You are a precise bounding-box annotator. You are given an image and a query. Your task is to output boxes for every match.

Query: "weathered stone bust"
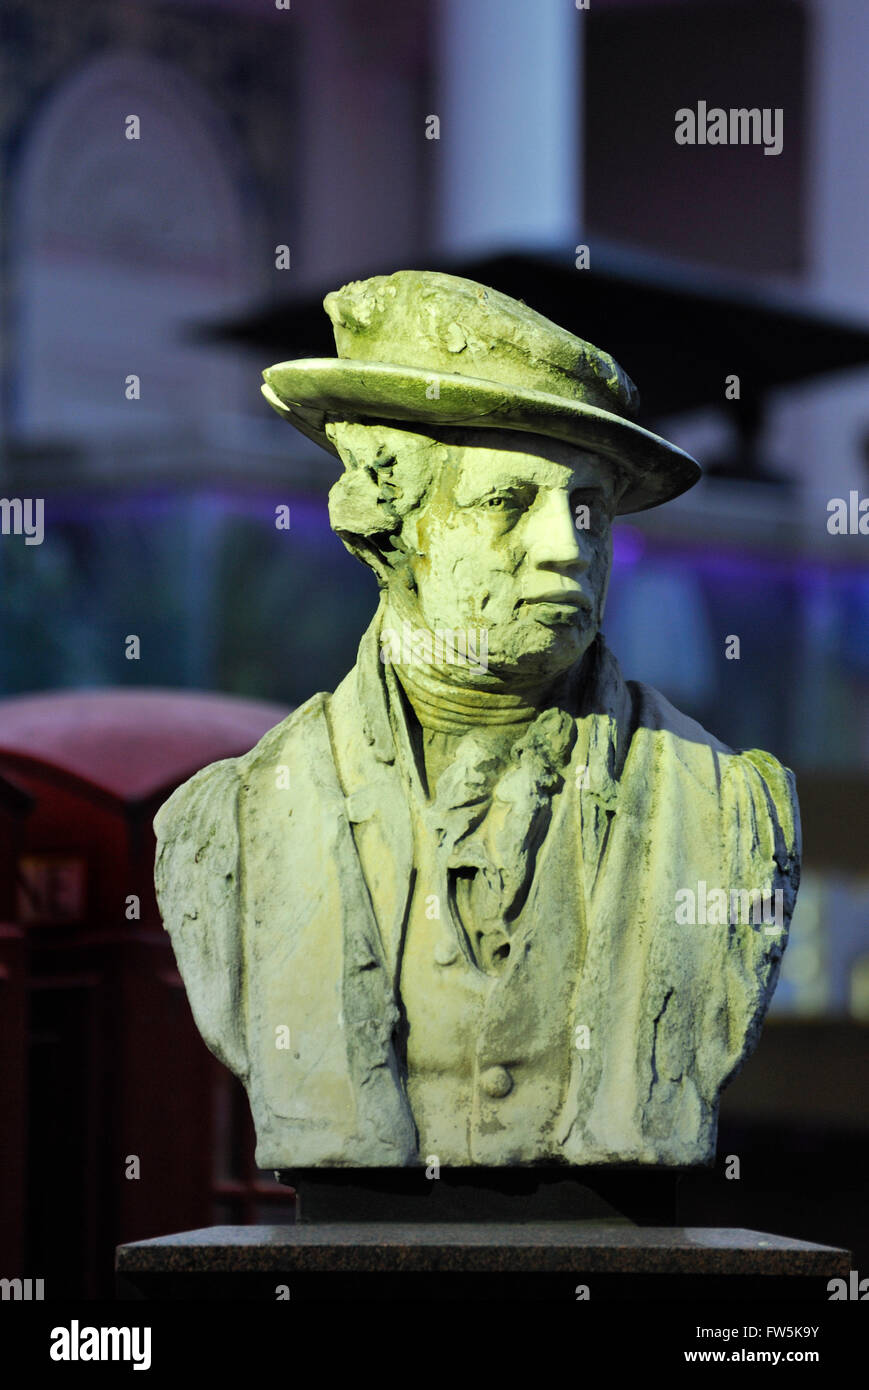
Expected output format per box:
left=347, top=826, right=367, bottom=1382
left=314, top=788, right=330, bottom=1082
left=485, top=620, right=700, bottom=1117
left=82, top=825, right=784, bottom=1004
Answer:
left=154, top=271, right=800, bottom=1171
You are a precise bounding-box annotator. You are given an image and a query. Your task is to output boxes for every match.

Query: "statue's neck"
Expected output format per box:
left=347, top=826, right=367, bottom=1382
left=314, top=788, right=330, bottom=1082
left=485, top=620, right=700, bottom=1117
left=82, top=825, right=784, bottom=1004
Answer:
left=380, top=595, right=555, bottom=735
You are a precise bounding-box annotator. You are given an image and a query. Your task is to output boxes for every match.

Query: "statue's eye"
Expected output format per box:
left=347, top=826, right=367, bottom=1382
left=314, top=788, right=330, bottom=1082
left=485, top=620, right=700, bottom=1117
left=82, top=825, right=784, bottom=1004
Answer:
left=485, top=494, right=510, bottom=509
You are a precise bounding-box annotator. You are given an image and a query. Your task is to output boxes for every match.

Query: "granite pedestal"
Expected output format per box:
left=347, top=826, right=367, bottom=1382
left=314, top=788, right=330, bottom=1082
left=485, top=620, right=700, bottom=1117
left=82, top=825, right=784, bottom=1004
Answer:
left=116, top=1224, right=850, bottom=1300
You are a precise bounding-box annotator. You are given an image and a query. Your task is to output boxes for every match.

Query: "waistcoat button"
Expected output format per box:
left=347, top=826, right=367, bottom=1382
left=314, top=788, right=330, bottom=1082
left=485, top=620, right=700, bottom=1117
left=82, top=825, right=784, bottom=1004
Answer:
left=434, top=940, right=459, bottom=966
left=480, top=1065, right=513, bottom=1098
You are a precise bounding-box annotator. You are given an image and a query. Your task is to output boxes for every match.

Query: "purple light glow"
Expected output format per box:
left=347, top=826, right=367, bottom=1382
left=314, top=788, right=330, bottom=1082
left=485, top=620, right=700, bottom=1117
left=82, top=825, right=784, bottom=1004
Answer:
left=612, top=526, right=646, bottom=566
left=27, top=488, right=869, bottom=587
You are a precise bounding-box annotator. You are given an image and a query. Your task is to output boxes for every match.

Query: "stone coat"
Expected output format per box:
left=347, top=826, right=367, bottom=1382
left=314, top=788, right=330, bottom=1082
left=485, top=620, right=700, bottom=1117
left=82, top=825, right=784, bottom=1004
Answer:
left=154, top=607, right=800, bottom=1169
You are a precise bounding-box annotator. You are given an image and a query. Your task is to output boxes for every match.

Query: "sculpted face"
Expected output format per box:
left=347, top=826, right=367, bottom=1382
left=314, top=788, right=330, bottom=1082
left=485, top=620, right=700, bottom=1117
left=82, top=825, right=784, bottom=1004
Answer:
left=399, top=429, right=623, bottom=685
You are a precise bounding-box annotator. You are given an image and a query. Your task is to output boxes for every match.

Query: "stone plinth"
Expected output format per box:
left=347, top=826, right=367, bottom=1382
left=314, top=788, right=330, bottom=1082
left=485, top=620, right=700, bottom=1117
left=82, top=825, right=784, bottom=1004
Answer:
left=116, top=1224, right=850, bottom=1301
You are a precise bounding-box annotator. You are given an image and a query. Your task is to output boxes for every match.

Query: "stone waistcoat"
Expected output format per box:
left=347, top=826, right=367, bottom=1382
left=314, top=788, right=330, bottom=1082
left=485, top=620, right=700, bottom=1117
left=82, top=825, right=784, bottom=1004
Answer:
left=391, top=747, right=589, bottom=1166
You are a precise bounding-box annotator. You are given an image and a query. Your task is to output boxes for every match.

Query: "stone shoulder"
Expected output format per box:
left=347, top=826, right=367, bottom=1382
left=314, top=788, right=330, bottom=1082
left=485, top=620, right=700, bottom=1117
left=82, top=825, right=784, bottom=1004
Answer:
left=153, top=691, right=328, bottom=845
left=151, top=692, right=331, bottom=1080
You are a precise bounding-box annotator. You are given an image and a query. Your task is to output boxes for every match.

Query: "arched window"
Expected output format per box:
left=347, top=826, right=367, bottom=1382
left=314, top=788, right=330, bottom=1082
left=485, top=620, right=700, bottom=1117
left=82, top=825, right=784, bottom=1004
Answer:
left=10, top=52, right=262, bottom=444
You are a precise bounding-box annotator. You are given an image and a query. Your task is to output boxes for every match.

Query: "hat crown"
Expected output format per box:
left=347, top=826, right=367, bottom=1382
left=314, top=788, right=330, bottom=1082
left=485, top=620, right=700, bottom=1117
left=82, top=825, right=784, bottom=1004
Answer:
left=323, top=270, right=639, bottom=421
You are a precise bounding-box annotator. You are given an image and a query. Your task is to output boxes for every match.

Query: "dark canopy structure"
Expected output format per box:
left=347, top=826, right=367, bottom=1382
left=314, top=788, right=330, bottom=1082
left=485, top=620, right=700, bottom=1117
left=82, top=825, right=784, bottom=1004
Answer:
left=195, top=243, right=869, bottom=423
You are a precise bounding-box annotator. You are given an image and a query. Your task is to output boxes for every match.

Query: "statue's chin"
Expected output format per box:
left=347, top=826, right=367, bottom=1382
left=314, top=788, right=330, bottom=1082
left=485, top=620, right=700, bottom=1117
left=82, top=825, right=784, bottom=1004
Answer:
left=389, top=590, right=596, bottom=689
left=476, top=621, right=594, bottom=688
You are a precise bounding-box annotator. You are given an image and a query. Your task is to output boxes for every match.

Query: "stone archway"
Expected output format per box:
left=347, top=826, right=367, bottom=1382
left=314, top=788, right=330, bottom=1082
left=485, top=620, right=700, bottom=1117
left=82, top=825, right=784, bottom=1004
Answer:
left=10, top=51, right=262, bottom=443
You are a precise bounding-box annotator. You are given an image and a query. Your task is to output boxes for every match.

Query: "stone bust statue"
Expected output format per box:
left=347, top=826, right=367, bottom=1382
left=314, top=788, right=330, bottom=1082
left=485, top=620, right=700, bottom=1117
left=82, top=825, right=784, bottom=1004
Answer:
left=154, top=270, right=800, bottom=1171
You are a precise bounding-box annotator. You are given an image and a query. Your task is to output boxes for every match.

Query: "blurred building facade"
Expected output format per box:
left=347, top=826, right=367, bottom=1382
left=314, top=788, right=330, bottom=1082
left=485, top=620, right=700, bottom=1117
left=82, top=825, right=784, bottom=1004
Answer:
left=0, top=0, right=867, bottom=1282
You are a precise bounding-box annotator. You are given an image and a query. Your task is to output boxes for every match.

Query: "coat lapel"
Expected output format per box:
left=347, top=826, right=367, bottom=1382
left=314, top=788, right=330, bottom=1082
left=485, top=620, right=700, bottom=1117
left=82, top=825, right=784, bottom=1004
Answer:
left=328, top=602, right=417, bottom=986
left=241, top=688, right=417, bottom=1165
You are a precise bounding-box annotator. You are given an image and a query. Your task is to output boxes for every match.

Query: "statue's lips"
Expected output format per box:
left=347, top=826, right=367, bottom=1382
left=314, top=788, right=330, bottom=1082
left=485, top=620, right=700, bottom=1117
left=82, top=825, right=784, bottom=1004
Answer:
left=521, top=591, right=590, bottom=610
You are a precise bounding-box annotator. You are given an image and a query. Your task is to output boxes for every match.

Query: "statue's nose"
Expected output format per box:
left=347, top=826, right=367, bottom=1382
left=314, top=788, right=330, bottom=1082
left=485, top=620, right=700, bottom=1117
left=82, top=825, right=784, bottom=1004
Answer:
left=526, top=491, right=589, bottom=570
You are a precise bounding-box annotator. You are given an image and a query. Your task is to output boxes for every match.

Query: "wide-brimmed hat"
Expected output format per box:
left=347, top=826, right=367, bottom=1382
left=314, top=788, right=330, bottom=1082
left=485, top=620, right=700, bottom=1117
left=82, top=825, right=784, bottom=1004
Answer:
left=261, top=270, right=700, bottom=514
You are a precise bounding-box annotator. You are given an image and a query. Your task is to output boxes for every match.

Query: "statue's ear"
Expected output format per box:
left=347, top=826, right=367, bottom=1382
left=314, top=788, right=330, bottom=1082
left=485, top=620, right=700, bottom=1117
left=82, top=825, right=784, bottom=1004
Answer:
left=324, top=420, right=437, bottom=592
left=324, top=423, right=405, bottom=585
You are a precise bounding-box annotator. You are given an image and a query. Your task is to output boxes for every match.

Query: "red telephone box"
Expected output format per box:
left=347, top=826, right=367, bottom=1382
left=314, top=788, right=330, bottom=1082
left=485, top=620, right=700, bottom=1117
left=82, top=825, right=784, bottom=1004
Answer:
left=0, top=688, right=291, bottom=1296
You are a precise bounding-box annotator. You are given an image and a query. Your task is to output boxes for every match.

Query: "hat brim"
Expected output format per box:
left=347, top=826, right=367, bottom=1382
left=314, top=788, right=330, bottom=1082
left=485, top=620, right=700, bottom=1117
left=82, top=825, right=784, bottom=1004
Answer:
left=261, top=359, right=701, bottom=514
